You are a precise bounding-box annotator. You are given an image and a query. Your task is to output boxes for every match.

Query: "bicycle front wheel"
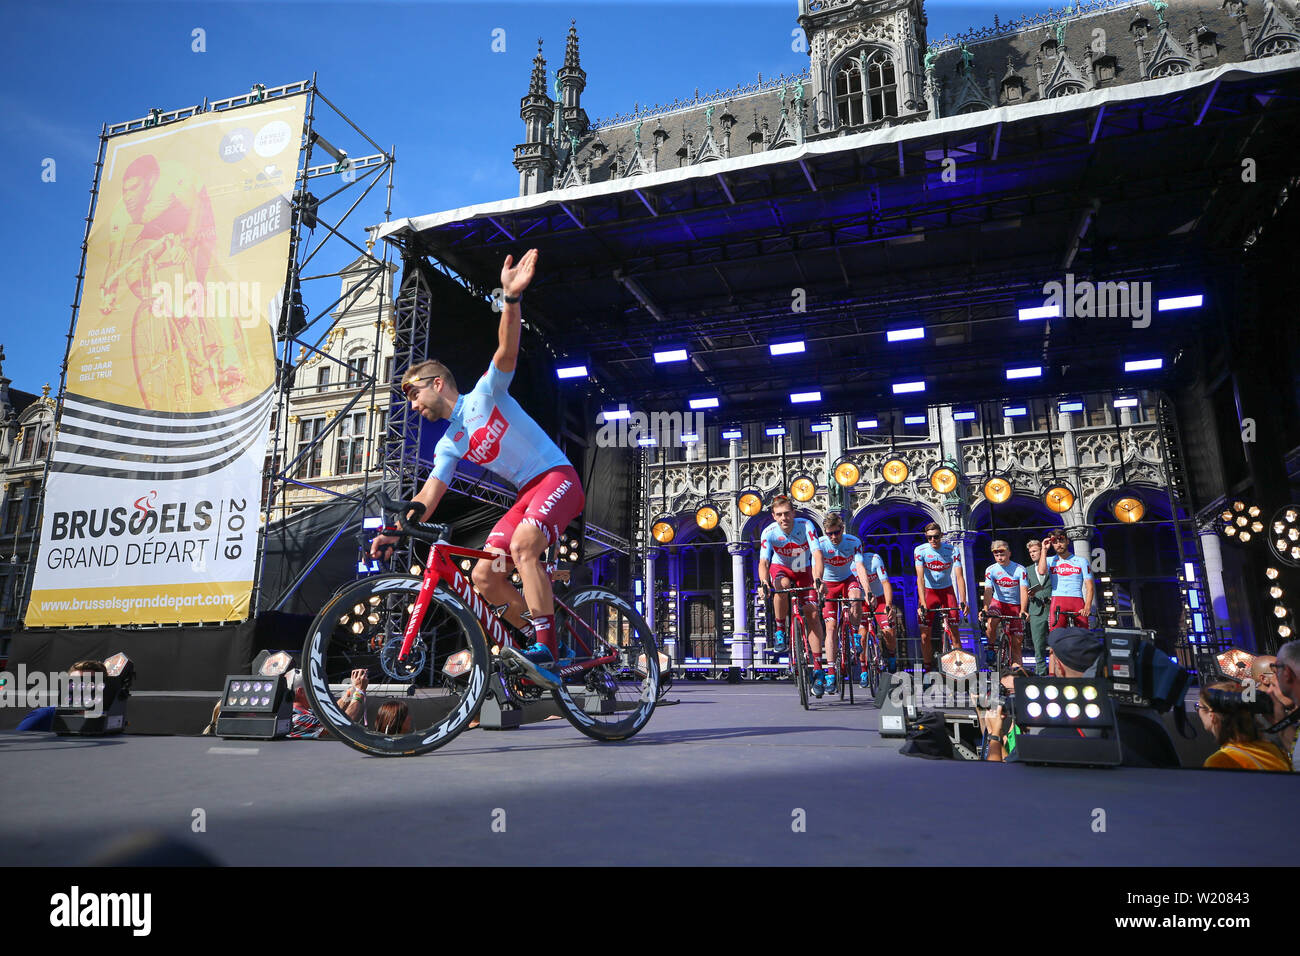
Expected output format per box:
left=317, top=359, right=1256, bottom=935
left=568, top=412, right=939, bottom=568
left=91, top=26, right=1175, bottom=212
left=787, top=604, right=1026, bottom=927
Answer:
left=550, top=586, right=659, bottom=742
left=792, top=614, right=810, bottom=710
left=302, top=573, right=491, bottom=756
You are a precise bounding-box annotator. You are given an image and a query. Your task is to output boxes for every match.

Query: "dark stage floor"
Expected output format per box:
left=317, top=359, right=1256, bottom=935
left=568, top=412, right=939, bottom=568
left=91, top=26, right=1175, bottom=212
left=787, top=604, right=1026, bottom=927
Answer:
left=1, top=682, right=1292, bottom=867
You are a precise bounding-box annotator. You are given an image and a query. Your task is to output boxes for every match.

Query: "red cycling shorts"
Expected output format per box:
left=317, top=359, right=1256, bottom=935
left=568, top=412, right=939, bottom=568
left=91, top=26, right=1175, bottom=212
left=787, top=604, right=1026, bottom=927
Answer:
left=868, top=594, right=893, bottom=628
left=821, top=579, right=864, bottom=620
left=485, top=465, right=584, bottom=555
left=772, top=568, right=817, bottom=606
left=989, top=599, right=1024, bottom=635
left=1049, top=596, right=1088, bottom=629
left=923, top=586, right=959, bottom=611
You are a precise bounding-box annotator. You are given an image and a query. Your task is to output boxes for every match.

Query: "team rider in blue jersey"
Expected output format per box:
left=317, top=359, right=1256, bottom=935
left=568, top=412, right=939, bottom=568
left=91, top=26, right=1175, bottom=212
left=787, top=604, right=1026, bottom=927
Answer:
left=370, top=250, right=583, bottom=689
left=758, top=495, right=828, bottom=691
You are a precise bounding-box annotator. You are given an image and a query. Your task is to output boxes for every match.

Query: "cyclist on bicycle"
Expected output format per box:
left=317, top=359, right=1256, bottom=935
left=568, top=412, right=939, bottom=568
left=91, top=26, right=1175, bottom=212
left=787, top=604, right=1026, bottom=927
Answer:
left=1036, top=530, right=1094, bottom=629
left=811, top=513, right=862, bottom=696
left=854, top=548, right=896, bottom=679
left=369, top=249, right=583, bottom=689
left=914, top=522, right=968, bottom=669
left=758, top=495, right=826, bottom=687
left=981, top=540, right=1029, bottom=670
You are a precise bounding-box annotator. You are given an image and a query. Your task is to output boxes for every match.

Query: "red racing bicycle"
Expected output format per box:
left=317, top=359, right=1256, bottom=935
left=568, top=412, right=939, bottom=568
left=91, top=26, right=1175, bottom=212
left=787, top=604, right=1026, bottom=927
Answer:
left=302, top=497, right=660, bottom=756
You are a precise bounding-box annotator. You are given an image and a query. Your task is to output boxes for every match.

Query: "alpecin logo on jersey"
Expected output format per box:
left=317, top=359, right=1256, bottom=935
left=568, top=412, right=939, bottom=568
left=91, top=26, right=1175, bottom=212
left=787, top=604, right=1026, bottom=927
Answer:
left=828, top=554, right=851, bottom=567
left=1055, top=562, right=1082, bottom=577
left=924, top=559, right=949, bottom=571
left=775, top=541, right=805, bottom=557
left=467, top=407, right=508, bottom=464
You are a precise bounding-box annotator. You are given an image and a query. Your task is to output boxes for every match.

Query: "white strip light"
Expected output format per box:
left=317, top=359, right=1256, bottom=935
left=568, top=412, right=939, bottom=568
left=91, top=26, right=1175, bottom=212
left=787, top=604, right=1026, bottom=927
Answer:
left=893, top=381, right=925, bottom=394
left=1006, top=366, right=1042, bottom=380
left=887, top=327, right=925, bottom=342
left=1125, top=358, right=1163, bottom=372
left=1157, top=295, right=1203, bottom=311
left=770, top=340, right=805, bottom=355
left=654, top=348, right=688, bottom=363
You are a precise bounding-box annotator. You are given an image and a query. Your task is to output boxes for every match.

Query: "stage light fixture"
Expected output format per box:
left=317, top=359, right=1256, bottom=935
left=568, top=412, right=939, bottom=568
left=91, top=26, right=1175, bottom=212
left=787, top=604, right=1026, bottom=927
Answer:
left=1113, top=396, right=1139, bottom=408
left=53, top=653, right=134, bottom=737
left=637, top=436, right=657, bottom=446
left=1042, top=481, right=1077, bottom=514
left=1009, top=676, right=1121, bottom=766
left=1004, top=405, right=1028, bottom=417
left=1281, top=625, right=1294, bottom=639
left=1267, top=566, right=1281, bottom=579
left=737, top=490, right=764, bottom=517
left=696, top=503, right=720, bottom=531
left=1157, top=294, right=1203, bottom=311
left=688, top=397, right=719, bottom=410
left=1270, top=586, right=1283, bottom=599
left=790, top=474, right=817, bottom=502
left=769, top=340, right=805, bottom=355
left=903, top=414, right=927, bottom=426
left=251, top=651, right=296, bottom=677
left=1018, top=304, right=1060, bottom=321
left=983, top=475, right=1013, bottom=504
left=1058, top=400, right=1085, bottom=414
left=940, top=649, right=978, bottom=680
left=952, top=410, right=976, bottom=421
left=856, top=418, right=878, bottom=429
left=653, top=348, right=688, bottom=363
left=721, top=428, right=743, bottom=440
left=556, top=364, right=587, bottom=379
left=881, top=458, right=909, bottom=485
left=893, top=381, right=925, bottom=395
left=809, top=421, right=832, bottom=433
left=765, top=425, right=787, bottom=437
left=791, top=391, right=821, bottom=404
left=1266, top=505, right=1300, bottom=567
left=929, top=465, right=958, bottom=495
left=1110, top=491, right=1146, bottom=524
left=600, top=407, right=631, bottom=421
left=1006, top=366, right=1042, bottom=380
left=1124, top=358, right=1163, bottom=372
left=832, top=457, right=860, bottom=488
left=681, top=433, right=699, bottom=444
left=216, top=670, right=293, bottom=740
left=1274, top=605, right=1288, bottom=619
left=1215, top=648, right=1256, bottom=683
left=887, top=327, right=925, bottom=342
left=651, top=515, right=676, bottom=544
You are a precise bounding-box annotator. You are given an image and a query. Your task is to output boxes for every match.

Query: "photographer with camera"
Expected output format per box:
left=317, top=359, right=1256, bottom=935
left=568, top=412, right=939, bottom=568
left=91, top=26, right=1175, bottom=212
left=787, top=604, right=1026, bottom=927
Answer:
left=1197, top=681, right=1291, bottom=771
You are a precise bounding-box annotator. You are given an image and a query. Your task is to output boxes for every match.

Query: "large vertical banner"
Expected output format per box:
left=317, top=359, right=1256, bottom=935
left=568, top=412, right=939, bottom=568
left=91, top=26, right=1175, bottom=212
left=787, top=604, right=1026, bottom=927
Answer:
left=26, top=96, right=307, bottom=626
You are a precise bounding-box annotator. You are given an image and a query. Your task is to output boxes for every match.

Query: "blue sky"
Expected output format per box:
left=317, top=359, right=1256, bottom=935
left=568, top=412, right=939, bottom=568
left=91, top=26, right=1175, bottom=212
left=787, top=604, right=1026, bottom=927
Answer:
left=0, top=0, right=1041, bottom=397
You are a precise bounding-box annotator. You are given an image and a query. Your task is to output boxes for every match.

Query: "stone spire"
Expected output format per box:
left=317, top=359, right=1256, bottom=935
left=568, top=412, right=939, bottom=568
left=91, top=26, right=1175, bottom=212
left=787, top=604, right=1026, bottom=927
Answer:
left=529, top=38, right=548, bottom=98
left=557, top=19, right=589, bottom=134
left=515, top=38, right=557, bottom=196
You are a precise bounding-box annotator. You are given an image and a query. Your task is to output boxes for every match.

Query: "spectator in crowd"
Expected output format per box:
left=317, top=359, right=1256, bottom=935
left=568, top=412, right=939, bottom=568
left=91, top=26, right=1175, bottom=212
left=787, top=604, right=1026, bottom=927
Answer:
left=1270, top=640, right=1300, bottom=768
left=1249, top=654, right=1295, bottom=755
left=1197, top=681, right=1291, bottom=771
left=374, top=700, right=411, bottom=735
left=287, top=668, right=367, bottom=739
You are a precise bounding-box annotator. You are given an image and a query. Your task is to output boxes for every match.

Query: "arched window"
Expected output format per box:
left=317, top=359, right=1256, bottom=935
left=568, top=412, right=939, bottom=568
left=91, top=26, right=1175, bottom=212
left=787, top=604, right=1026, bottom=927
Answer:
left=1050, top=83, right=1084, bottom=98
left=1150, top=60, right=1187, bottom=79
left=835, top=48, right=898, bottom=128
left=1258, top=35, right=1299, bottom=57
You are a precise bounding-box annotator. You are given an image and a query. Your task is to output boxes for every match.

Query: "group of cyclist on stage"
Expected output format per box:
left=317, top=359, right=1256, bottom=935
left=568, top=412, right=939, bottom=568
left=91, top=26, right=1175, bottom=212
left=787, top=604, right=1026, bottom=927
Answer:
left=758, top=494, right=1096, bottom=696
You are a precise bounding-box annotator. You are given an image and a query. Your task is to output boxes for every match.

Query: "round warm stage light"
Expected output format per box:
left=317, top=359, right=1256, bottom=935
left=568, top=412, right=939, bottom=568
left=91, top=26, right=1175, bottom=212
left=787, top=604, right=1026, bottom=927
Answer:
left=1267, top=567, right=1281, bottom=579
left=1084, top=703, right=1101, bottom=719
left=1225, top=526, right=1237, bottom=536
left=1233, top=501, right=1245, bottom=512
left=1112, top=494, right=1146, bottom=524
left=651, top=516, right=676, bottom=544
left=833, top=459, right=861, bottom=488
left=1065, top=703, right=1081, bottom=719
left=1269, top=586, right=1283, bottom=599
left=1281, top=625, right=1294, bottom=639
left=1063, top=685, right=1078, bottom=700
left=696, top=504, right=720, bottom=531
left=790, top=475, right=816, bottom=502
left=1082, top=685, right=1098, bottom=701
left=1252, top=521, right=1264, bottom=533
left=1027, top=702, right=1043, bottom=718
left=1240, top=531, right=1253, bottom=543
left=737, top=490, right=763, bottom=517
left=983, top=476, right=1013, bottom=504
left=881, top=458, right=910, bottom=485
left=1236, top=516, right=1248, bottom=528
left=930, top=466, right=958, bottom=495
left=1249, top=506, right=1261, bottom=518
left=1024, top=684, right=1041, bottom=700
left=1043, top=483, right=1076, bottom=514
left=1045, top=685, right=1060, bottom=701
left=1274, top=605, right=1288, bottom=619
left=1046, top=702, right=1062, bottom=718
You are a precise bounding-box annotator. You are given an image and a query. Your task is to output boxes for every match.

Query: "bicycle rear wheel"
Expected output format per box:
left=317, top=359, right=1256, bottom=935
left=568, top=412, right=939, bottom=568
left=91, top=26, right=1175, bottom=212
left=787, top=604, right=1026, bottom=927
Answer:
left=550, top=586, right=659, bottom=742
left=301, top=573, right=491, bottom=756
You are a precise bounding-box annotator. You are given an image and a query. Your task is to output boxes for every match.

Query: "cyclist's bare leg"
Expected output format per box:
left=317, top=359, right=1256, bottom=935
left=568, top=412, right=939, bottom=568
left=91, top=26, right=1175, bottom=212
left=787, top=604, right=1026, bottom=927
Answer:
left=1010, top=625, right=1024, bottom=667
left=985, top=614, right=999, bottom=645
left=471, top=549, right=528, bottom=629
left=773, top=574, right=792, bottom=640
left=510, top=521, right=554, bottom=624
left=803, top=601, right=825, bottom=658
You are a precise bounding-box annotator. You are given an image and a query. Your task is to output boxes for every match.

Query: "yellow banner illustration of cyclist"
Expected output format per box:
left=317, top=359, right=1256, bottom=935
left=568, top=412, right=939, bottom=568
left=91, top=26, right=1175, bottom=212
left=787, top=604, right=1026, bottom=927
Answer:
left=27, top=96, right=307, bottom=626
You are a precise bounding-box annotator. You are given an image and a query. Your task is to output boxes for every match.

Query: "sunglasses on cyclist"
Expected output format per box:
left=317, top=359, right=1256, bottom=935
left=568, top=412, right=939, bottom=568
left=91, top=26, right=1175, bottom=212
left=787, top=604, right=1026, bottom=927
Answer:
left=402, top=375, right=438, bottom=400
left=926, top=533, right=942, bottom=540
left=828, top=529, right=843, bottom=536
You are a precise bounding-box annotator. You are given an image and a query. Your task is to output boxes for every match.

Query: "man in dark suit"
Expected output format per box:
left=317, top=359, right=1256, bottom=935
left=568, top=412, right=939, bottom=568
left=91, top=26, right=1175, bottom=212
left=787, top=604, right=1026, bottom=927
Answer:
left=1024, top=539, right=1052, bottom=675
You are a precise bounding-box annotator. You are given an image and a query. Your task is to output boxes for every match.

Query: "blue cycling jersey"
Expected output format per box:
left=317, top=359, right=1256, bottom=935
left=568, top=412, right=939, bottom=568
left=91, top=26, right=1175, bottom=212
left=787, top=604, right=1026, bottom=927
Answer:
left=814, top=533, right=861, bottom=583
left=760, top=519, right=818, bottom=573
left=914, top=542, right=961, bottom=590
left=984, top=561, right=1027, bottom=605
left=431, top=362, right=572, bottom=489
left=854, top=551, right=890, bottom=597
left=1046, top=553, right=1092, bottom=598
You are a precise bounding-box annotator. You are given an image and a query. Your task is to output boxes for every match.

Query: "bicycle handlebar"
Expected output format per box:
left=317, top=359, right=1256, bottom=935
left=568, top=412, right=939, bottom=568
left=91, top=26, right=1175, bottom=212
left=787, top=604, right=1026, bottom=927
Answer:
left=375, top=492, right=451, bottom=543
